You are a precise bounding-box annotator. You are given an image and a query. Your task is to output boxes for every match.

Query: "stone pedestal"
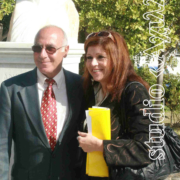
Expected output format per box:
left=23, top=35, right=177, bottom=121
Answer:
left=0, top=42, right=84, bottom=84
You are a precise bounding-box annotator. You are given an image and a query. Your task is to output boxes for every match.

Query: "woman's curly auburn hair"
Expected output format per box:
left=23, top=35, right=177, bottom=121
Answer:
left=83, top=31, right=149, bottom=102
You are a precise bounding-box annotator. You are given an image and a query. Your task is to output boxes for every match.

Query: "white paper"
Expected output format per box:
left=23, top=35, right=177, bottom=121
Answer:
left=85, top=110, right=92, bottom=134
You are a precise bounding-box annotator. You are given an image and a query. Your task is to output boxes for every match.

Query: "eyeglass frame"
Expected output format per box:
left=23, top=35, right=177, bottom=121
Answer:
left=32, top=45, right=67, bottom=54
left=86, top=31, right=115, bottom=43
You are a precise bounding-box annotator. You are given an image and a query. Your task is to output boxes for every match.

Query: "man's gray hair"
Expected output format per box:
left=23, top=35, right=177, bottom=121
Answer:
left=34, top=25, right=68, bottom=46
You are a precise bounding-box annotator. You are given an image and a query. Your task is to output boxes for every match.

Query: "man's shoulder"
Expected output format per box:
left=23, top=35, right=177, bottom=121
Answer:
left=63, top=69, right=82, bottom=78
left=63, top=69, right=83, bottom=83
left=2, top=69, right=36, bottom=87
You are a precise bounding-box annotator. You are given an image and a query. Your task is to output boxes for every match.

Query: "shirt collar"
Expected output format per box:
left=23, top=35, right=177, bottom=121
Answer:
left=37, top=68, right=64, bottom=89
left=94, top=83, right=109, bottom=106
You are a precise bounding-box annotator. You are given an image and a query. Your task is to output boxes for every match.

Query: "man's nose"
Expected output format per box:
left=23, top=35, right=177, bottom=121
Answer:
left=39, top=47, right=48, bottom=58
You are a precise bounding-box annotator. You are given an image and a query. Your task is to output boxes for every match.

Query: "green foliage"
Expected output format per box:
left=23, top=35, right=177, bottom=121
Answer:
left=0, top=0, right=15, bottom=38
left=135, top=65, right=180, bottom=125
left=134, top=65, right=156, bottom=86
left=74, top=0, right=149, bottom=55
left=164, top=0, right=180, bottom=50
left=74, top=0, right=180, bottom=56
left=0, top=0, right=15, bottom=20
left=163, top=73, right=180, bottom=124
left=164, top=105, right=170, bottom=112
left=164, top=73, right=180, bottom=111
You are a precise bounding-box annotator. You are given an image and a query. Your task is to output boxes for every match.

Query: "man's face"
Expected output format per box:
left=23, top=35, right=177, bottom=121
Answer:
left=33, top=28, right=69, bottom=78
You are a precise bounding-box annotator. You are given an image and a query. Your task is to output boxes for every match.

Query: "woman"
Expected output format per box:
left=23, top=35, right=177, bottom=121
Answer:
left=78, top=31, right=152, bottom=180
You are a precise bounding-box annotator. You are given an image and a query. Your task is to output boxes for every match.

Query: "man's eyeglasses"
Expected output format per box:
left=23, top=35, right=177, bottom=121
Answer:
left=32, top=45, right=66, bottom=54
left=86, top=31, right=115, bottom=43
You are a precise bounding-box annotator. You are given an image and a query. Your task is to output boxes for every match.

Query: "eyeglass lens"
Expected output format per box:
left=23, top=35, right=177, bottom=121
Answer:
left=32, top=46, right=56, bottom=54
left=87, top=33, right=96, bottom=39
left=88, top=31, right=109, bottom=38
left=98, top=32, right=109, bottom=37
left=86, top=31, right=114, bottom=42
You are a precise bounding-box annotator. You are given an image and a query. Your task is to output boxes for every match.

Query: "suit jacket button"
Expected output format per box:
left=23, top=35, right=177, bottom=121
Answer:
left=48, top=175, right=51, bottom=179
left=52, top=154, right=56, bottom=158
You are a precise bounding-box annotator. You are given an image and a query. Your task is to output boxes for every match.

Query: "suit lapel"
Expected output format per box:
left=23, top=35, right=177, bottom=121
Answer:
left=19, top=68, right=50, bottom=150
left=57, top=69, right=78, bottom=144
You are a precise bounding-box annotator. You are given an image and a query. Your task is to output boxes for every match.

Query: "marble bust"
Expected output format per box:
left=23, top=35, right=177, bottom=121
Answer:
left=7, top=0, right=79, bottom=43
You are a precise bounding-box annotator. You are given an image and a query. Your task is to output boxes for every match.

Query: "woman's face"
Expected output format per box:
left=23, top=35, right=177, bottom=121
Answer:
left=86, top=45, right=111, bottom=86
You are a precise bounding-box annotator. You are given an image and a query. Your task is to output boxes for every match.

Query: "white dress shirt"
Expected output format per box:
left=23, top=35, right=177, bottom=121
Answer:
left=37, top=69, right=68, bottom=139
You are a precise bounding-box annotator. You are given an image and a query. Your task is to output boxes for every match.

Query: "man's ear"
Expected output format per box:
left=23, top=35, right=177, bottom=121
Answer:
left=64, top=45, right=69, bottom=58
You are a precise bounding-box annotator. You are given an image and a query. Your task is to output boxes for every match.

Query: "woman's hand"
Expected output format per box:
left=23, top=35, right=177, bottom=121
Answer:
left=77, top=131, right=103, bottom=153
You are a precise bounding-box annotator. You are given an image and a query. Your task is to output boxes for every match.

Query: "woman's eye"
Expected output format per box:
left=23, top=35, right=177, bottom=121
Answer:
left=86, top=56, right=93, bottom=60
left=98, top=55, right=105, bottom=59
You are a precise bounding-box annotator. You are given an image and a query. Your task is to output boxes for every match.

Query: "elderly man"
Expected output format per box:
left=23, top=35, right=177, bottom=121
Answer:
left=0, top=26, right=84, bottom=180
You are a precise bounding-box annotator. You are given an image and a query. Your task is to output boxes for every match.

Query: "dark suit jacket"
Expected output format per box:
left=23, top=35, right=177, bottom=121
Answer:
left=0, top=68, right=85, bottom=180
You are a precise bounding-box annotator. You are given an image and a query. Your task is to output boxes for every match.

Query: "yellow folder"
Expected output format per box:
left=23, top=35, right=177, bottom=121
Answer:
left=86, top=107, right=111, bottom=177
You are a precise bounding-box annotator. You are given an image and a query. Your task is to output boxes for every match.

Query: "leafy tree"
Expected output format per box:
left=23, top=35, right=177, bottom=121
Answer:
left=74, top=0, right=180, bottom=55
left=144, top=0, right=180, bottom=118
left=135, top=65, right=157, bottom=87
left=0, top=0, right=15, bottom=40
left=0, top=0, right=15, bottom=20
left=75, top=0, right=150, bottom=56
left=135, top=65, right=180, bottom=126
left=163, top=73, right=180, bottom=124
